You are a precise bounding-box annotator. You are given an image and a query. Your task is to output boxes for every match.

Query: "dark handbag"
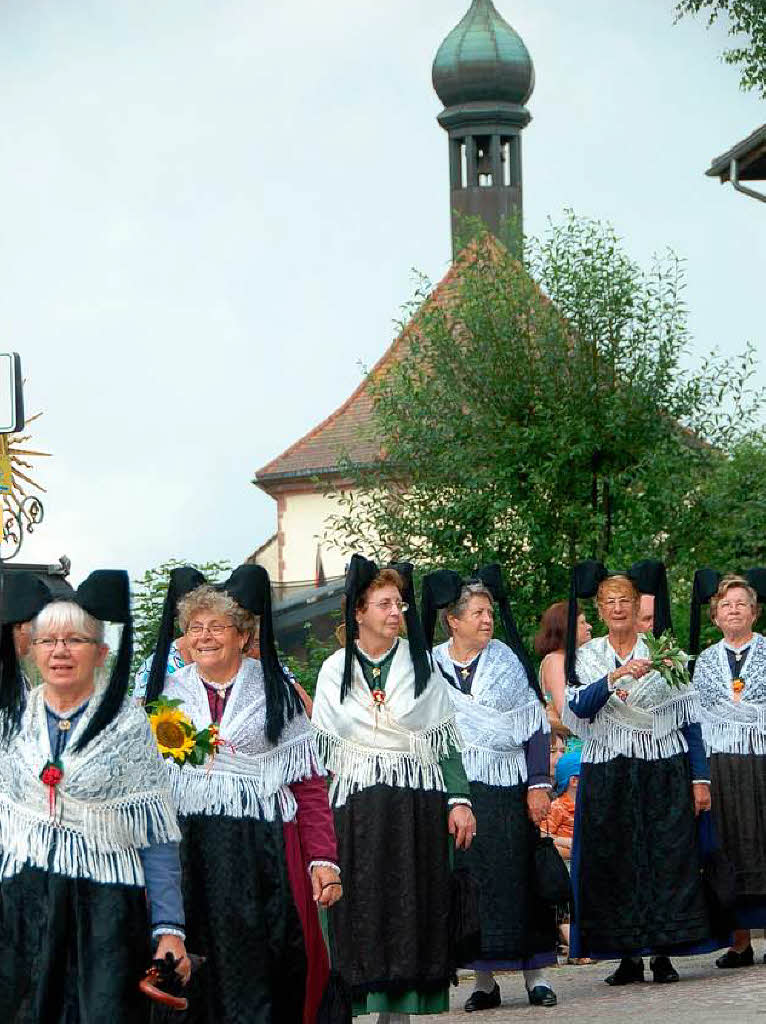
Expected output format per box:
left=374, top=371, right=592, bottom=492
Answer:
left=534, top=831, right=572, bottom=907
left=449, top=867, right=482, bottom=971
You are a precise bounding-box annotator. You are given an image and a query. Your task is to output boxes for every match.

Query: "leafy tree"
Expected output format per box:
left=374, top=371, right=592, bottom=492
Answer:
left=282, top=623, right=340, bottom=696
left=676, top=0, right=766, bottom=96
left=324, top=212, right=762, bottom=643
left=132, top=558, right=231, bottom=672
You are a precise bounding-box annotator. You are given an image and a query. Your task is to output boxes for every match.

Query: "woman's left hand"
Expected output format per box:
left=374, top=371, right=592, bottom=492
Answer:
left=527, top=788, right=551, bottom=826
left=449, top=804, right=477, bottom=850
left=311, top=864, right=343, bottom=907
left=154, top=934, right=191, bottom=985
left=692, top=782, right=711, bottom=816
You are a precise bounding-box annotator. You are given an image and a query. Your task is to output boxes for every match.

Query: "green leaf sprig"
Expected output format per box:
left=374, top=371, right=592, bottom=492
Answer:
left=643, top=630, right=690, bottom=690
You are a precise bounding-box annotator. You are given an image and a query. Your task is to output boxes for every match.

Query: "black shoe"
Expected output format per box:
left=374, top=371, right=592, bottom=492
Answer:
left=716, top=946, right=754, bottom=969
left=527, top=986, right=557, bottom=1007
left=605, top=957, right=644, bottom=986
left=464, top=983, right=501, bottom=1012
left=651, top=956, right=679, bottom=983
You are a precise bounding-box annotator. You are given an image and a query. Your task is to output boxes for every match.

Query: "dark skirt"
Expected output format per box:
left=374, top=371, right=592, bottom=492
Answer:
left=0, top=865, right=150, bottom=1024
left=178, top=814, right=307, bottom=1024
left=329, top=784, right=452, bottom=1000
left=571, top=754, right=714, bottom=958
left=455, top=781, right=556, bottom=968
left=710, top=752, right=766, bottom=928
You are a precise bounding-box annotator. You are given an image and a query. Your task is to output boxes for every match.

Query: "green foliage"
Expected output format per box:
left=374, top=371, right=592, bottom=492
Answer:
left=283, top=624, right=340, bottom=696
left=676, top=0, right=766, bottom=96
left=324, top=212, right=763, bottom=648
left=131, top=558, right=231, bottom=673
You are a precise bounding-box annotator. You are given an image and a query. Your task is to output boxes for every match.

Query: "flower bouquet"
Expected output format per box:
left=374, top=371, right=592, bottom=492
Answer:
left=643, top=631, right=691, bottom=690
left=147, top=696, right=221, bottom=766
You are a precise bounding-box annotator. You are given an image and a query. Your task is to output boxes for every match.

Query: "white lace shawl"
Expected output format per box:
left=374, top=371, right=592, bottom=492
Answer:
left=0, top=684, right=180, bottom=886
left=432, top=639, right=547, bottom=786
left=563, top=634, right=700, bottom=764
left=693, top=635, right=766, bottom=755
left=312, top=639, right=461, bottom=807
left=161, top=658, right=320, bottom=823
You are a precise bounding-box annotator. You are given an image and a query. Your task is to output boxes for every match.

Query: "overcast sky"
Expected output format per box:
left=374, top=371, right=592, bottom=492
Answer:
left=0, top=0, right=762, bottom=586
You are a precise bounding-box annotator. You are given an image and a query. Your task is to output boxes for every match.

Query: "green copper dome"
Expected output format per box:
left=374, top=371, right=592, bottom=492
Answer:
left=432, top=0, right=534, bottom=108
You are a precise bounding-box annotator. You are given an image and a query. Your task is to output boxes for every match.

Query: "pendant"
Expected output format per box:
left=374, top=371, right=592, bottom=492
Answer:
left=371, top=688, right=385, bottom=708
left=460, top=667, right=470, bottom=680
left=57, top=719, right=71, bottom=732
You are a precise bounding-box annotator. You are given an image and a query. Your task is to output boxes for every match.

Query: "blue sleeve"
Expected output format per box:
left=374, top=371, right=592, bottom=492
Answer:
left=139, top=841, right=185, bottom=933
left=567, top=676, right=611, bottom=720
left=524, top=725, right=551, bottom=788
left=682, top=722, right=710, bottom=783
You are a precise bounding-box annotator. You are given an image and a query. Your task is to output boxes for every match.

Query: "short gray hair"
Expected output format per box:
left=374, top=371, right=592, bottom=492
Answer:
left=440, top=582, right=494, bottom=637
left=31, top=601, right=105, bottom=644
left=178, top=585, right=256, bottom=637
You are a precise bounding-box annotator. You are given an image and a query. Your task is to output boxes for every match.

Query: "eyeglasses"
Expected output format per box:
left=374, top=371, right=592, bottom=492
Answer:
left=32, top=637, right=98, bottom=651
left=369, top=600, right=408, bottom=613
left=186, top=624, right=237, bottom=637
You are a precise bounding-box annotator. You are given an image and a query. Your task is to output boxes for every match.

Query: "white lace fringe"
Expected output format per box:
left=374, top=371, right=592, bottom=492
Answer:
left=0, top=790, right=179, bottom=885
left=700, top=709, right=766, bottom=756
left=167, top=734, right=320, bottom=822
left=461, top=746, right=527, bottom=786
left=562, top=692, right=698, bottom=763
left=314, top=718, right=460, bottom=807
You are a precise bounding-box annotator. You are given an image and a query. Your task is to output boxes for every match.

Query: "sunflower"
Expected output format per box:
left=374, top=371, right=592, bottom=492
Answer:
left=150, top=706, right=196, bottom=763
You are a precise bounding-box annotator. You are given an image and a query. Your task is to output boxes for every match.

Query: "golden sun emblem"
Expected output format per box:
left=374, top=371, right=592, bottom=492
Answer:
left=0, top=409, right=50, bottom=559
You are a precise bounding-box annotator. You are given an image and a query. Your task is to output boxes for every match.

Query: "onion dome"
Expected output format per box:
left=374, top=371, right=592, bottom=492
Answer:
left=432, top=0, right=535, bottom=108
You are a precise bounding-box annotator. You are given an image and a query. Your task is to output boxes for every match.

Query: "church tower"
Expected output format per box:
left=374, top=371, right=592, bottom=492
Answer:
left=432, top=0, right=535, bottom=257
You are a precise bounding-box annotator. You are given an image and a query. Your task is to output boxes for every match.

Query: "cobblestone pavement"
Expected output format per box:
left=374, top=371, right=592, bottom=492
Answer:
left=358, top=950, right=766, bottom=1022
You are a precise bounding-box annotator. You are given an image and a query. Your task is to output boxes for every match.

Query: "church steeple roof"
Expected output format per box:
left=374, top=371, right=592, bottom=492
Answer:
left=432, top=0, right=534, bottom=109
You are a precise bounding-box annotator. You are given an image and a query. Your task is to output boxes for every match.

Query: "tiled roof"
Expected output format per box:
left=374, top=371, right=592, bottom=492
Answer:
left=254, top=242, right=498, bottom=488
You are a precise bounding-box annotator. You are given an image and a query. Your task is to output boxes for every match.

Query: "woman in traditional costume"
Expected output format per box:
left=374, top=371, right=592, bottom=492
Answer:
left=690, top=569, right=766, bottom=968
left=145, top=564, right=341, bottom=1024
left=0, top=570, right=187, bottom=1024
left=563, top=559, right=718, bottom=986
left=312, top=555, right=476, bottom=1022
left=423, top=564, right=559, bottom=1011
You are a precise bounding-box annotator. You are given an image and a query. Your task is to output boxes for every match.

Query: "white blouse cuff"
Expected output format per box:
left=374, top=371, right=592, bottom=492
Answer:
left=447, top=797, right=473, bottom=808
left=152, top=925, right=186, bottom=941
left=308, top=860, right=340, bottom=876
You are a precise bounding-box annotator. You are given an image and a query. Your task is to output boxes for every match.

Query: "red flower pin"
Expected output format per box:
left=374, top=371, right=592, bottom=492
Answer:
left=40, top=761, right=64, bottom=816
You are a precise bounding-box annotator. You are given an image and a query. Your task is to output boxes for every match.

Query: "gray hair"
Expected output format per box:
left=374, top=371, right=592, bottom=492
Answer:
left=440, top=582, right=494, bottom=637
left=31, top=601, right=105, bottom=644
left=177, top=585, right=256, bottom=637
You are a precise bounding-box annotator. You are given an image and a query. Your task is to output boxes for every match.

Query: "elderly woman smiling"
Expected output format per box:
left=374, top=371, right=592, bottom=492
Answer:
left=563, top=561, right=719, bottom=988
left=426, top=567, right=559, bottom=1011
left=691, top=571, right=766, bottom=969
left=147, top=566, right=340, bottom=1024
left=0, top=571, right=186, bottom=1024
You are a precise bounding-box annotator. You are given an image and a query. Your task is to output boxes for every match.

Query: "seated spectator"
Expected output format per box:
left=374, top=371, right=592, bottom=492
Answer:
left=550, top=733, right=567, bottom=777
left=545, top=751, right=580, bottom=861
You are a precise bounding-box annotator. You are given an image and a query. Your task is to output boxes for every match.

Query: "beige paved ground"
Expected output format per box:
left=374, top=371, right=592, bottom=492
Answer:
left=358, top=949, right=766, bottom=1023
